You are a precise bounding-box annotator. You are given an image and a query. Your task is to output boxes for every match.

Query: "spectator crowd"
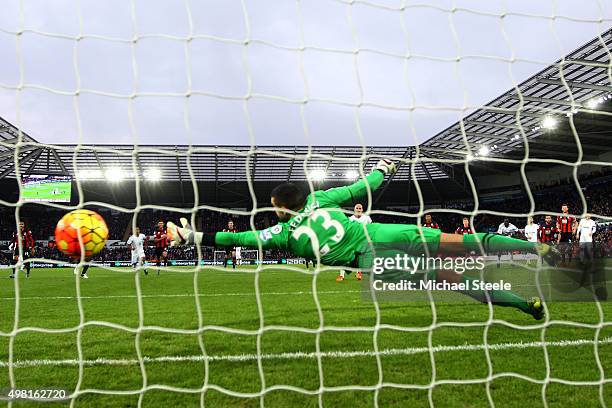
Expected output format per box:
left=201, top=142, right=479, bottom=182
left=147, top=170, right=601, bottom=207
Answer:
left=1, top=172, right=610, bottom=263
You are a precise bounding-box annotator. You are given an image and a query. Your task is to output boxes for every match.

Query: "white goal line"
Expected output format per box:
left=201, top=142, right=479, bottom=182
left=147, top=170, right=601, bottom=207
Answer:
left=1, top=337, right=610, bottom=369
left=0, top=290, right=361, bottom=301
left=0, top=280, right=592, bottom=302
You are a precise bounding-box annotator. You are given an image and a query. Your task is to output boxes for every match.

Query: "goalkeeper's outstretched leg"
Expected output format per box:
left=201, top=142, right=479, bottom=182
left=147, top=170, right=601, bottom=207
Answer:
left=367, top=224, right=556, bottom=319
left=366, top=223, right=560, bottom=267
left=430, top=268, right=545, bottom=320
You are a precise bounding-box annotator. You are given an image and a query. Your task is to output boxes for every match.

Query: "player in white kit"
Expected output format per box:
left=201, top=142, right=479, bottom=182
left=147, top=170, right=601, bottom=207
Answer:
left=127, top=226, right=148, bottom=275
left=576, top=215, right=596, bottom=262
left=575, top=214, right=606, bottom=300
left=496, top=219, right=519, bottom=267
left=523, top=216, right=540, bottom=265
left=337, top=203, right=372, bottom=282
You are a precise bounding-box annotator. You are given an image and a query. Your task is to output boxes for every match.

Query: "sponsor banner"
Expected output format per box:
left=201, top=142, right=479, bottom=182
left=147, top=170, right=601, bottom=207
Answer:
left=284, top=259, right=306, bottom=265
left=1, top=259, right=307, bottom=267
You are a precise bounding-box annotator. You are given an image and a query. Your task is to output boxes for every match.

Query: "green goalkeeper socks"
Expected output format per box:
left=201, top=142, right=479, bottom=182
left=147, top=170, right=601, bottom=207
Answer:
left=463, top=233, right=538, bottom=254
left=458, top=274, right=531, bottom=314
left=424, top=270, right=531, bottom=315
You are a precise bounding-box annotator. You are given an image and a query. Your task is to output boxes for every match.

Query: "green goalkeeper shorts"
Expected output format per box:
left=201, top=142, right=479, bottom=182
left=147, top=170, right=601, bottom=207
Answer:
left=356, top=223, right=442, bottom=270
left=366, top=223, right=441, bottom=250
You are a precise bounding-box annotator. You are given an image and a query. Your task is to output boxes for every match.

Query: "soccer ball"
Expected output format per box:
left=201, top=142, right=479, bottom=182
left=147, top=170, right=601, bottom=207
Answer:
left=55, top=209, right=109, bottom=259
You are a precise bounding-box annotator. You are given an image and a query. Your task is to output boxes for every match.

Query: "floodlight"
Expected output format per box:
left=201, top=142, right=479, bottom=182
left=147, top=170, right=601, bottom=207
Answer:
left=541, top=116, right=557, bottom=129
left=144, top=168, right=162, bottom=181
left=478, top=146, right=490, bottom=156
left=76, top=169, right=102, bottom=180
left=105, top=167, right=125, bottom=182
left=587, top=99, right=598, bottom=109
left=345, top=170, right=359, bottom=180
left=308, top=169, right=326, bottom=182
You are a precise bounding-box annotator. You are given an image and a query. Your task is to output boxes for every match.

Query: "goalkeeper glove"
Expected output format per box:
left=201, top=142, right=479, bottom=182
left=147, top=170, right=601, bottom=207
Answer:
left=166, top=218, right=202, bottom=246
left=374, top=159, right=397, bottom=175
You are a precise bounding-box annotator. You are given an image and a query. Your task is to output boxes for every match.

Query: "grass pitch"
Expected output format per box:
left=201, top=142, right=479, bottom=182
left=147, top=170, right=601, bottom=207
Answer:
left=0, top=263, right=610, bottom=407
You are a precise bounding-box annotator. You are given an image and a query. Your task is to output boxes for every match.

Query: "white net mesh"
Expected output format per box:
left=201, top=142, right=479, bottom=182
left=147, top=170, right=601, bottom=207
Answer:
left=0, top=0, right=611, bottom=406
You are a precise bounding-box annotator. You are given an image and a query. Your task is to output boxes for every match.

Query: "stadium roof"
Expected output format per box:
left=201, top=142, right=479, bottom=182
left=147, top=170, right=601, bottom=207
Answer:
left=0, top=143, right=449, bottom=182
left=423, top=27, right=612, bottom=170
left=1, top=29, right=612, bottom=184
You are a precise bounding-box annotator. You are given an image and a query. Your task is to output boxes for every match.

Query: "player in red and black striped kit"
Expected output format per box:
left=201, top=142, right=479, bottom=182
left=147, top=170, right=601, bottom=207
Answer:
left=10, top=221, right=35, bottom=279
left=538, top=215, right=558, bottom=244
left=223, top=220, right=237, bottom=269
left=454, top=217, right=474, bottom=257
left=556, top=204, right=576, bottom=263
left=153, top=220, right=169, bottom=275
left=455, top=217, right=473, bottom=235
left=422, top=214, right=440, bottom=230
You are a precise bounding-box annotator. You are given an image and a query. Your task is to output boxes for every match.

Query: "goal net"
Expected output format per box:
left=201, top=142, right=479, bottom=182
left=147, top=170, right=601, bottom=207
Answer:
left=0, top=1, right=611, bottom=406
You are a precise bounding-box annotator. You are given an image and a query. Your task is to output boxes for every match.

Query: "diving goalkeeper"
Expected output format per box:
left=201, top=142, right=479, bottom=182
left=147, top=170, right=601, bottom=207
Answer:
left=167, top=159, right=559, bottom=320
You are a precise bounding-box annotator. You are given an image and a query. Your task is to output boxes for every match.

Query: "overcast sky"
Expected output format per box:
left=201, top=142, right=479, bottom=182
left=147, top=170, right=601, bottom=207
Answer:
left=0, top=0, right=611, bottom=147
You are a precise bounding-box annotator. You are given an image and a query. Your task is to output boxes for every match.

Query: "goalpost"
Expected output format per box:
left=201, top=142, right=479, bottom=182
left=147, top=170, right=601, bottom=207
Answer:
left=213, top=250, right=227, bottom=266
left=1, top=1, right=611, bottom=406
left=238, top=249, right=260, bottom=266
left=213, top=248, right=259, bottom=266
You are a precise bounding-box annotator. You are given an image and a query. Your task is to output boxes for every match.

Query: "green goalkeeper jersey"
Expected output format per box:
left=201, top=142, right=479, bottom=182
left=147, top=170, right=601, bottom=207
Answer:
left=214, top=170, right=385, bottom=266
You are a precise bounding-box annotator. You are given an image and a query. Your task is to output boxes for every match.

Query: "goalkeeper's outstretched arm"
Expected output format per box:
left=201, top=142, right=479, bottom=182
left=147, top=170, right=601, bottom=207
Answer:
left=167, top=218, right=289, bottom=250
left=319, top=159, right=397, bottom=207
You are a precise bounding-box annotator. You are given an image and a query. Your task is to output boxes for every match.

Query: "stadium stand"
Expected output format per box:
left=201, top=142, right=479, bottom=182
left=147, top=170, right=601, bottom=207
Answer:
left=1, top=169, right=610, bottom=264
